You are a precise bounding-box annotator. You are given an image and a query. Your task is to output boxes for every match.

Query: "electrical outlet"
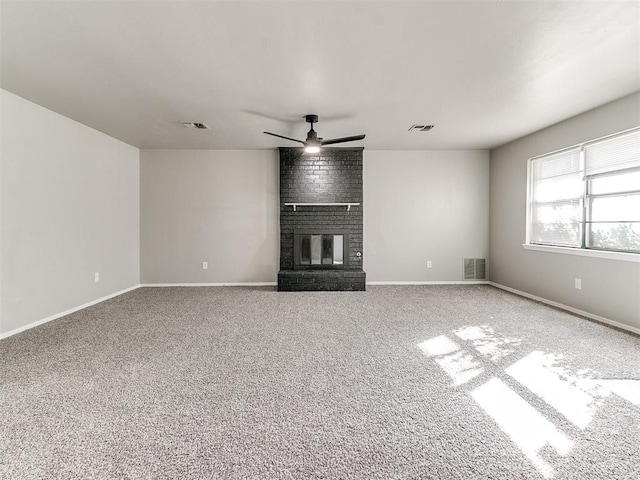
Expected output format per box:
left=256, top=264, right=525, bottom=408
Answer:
left=202, top=262, right=208, bottom=270
left=94, top=272, right=100, bottom=283
left=574, top=278, right=582, bottom=290
left=427, top=261, right=432, bottom=269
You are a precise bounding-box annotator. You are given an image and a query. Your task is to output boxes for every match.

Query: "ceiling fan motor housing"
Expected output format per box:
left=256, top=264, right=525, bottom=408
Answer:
left=306, top=129, right=319, bottom=143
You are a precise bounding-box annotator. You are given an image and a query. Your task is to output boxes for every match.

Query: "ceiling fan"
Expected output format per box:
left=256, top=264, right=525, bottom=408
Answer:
left=264, top=114, right=365, bottom=153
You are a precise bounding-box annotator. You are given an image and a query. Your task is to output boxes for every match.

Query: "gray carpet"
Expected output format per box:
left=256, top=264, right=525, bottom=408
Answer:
left=1, top=285, right=639, bottom=479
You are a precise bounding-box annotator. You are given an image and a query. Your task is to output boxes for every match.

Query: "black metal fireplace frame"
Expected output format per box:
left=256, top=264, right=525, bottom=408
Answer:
left=293, top=229, right=350, bottom=270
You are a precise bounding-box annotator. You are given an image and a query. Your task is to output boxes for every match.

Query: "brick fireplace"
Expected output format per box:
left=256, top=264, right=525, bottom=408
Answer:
left=277, top=147, right=366, bottom=291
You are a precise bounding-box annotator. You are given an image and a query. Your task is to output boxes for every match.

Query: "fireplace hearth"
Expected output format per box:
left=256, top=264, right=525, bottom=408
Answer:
left=277, top=147, right=366, bottom=291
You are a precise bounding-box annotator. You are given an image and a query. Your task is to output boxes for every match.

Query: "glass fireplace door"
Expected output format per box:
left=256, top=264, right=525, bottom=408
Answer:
left=298, top=234, right=345, bottom=266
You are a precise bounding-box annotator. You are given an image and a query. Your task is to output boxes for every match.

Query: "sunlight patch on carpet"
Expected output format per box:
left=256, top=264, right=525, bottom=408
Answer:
left=471, top=378, right=573, bottom=479
left=454, top=325, right=521, bottom=362
left=434, top=351, right=484, bottom=387
left=418, top=336, right=483, bottom=386
left=506, top=351, right=609, bottom=429
left=417, top=335, right=460, bottom=357
left=418, top=325, right=640, bottom=479
left=598, top=379, right=640, bottom=406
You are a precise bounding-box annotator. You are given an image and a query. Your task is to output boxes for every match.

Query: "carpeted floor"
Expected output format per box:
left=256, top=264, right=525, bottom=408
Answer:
left=1, top=285, right=639, bottom=479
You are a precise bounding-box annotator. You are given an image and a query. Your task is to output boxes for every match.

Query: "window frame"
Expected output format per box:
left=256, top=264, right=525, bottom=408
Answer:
left=526, top=127, right=640, bottom=258
left=527, top=146, right=584, bottom=249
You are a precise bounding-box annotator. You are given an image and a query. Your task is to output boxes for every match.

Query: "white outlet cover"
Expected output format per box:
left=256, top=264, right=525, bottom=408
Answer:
left=202, top=262, right=208, bottom=270
left=94, top=272, right=100, bottom=283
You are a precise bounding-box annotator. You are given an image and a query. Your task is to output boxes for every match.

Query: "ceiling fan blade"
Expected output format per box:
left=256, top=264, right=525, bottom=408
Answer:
left=320, top=134, right=366, bottom=146
left=263, top=132, right=305, bottom=144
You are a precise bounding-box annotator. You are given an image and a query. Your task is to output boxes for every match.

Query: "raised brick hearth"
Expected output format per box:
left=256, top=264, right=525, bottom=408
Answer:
left=278, top=147, right=366, bottom=291
left=277, top=270, right=366, bottom=291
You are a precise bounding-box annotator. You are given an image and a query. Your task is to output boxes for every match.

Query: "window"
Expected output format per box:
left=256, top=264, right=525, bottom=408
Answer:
left=528, top=128, right=640, bottom=254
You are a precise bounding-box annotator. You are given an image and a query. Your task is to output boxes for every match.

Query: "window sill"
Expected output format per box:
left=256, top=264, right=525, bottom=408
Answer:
left=522, top=244, right=640, bottom=262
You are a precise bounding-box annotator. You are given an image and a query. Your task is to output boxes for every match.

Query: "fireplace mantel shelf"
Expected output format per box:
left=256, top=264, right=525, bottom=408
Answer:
left=284, top=202, right=360, bottom=212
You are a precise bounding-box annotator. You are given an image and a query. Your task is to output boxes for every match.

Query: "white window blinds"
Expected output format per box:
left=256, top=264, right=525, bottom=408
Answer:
left=584, top=129, right=640, bottom=177
left=530, top=148, right=583, bottom=247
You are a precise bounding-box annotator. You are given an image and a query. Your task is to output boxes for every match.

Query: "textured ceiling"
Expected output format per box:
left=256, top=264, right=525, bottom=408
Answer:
left=1, top=0, right=638, bottom=150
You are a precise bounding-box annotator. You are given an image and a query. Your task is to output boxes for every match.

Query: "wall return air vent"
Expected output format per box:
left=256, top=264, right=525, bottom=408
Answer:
left=464, top=258, right=486, bottom=280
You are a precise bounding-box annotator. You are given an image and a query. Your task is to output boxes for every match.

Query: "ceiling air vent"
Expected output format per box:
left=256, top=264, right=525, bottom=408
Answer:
left=408, top=124, right=435, bottom=132
left=464, top=258, right=486, bottom=280
left=181, top=122, right=209, bottom=129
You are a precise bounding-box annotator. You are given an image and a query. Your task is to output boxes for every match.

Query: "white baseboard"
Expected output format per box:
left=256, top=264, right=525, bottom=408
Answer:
left=8, top=281, right=633, bottom=340
left=367, top=281, right=490, bottom=285
left=140, top=282, right=277, bottom=287
left=488, top=282, right=640, bottom=336
left=0, top=284, right=142, bottom=340
left=142, top=281, right=491, bottom=287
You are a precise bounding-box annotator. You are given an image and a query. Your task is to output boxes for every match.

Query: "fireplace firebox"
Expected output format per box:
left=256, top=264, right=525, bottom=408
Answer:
left=294, top=230, right=349, bottom=269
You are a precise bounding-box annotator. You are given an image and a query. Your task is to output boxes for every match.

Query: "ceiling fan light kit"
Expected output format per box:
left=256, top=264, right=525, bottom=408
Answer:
left=264, top=114, right=365, bottom=153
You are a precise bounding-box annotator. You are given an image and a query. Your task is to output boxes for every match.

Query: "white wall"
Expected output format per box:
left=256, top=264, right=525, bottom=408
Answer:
left=141, top=149, right=490, bottom=285
left=364, top=150, right=490, bottom=282
left=0, top=90, right=140, bottom=336
left=490, top=93, right=640, bottom=331
left=140, top=149, right=279, bottom=284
